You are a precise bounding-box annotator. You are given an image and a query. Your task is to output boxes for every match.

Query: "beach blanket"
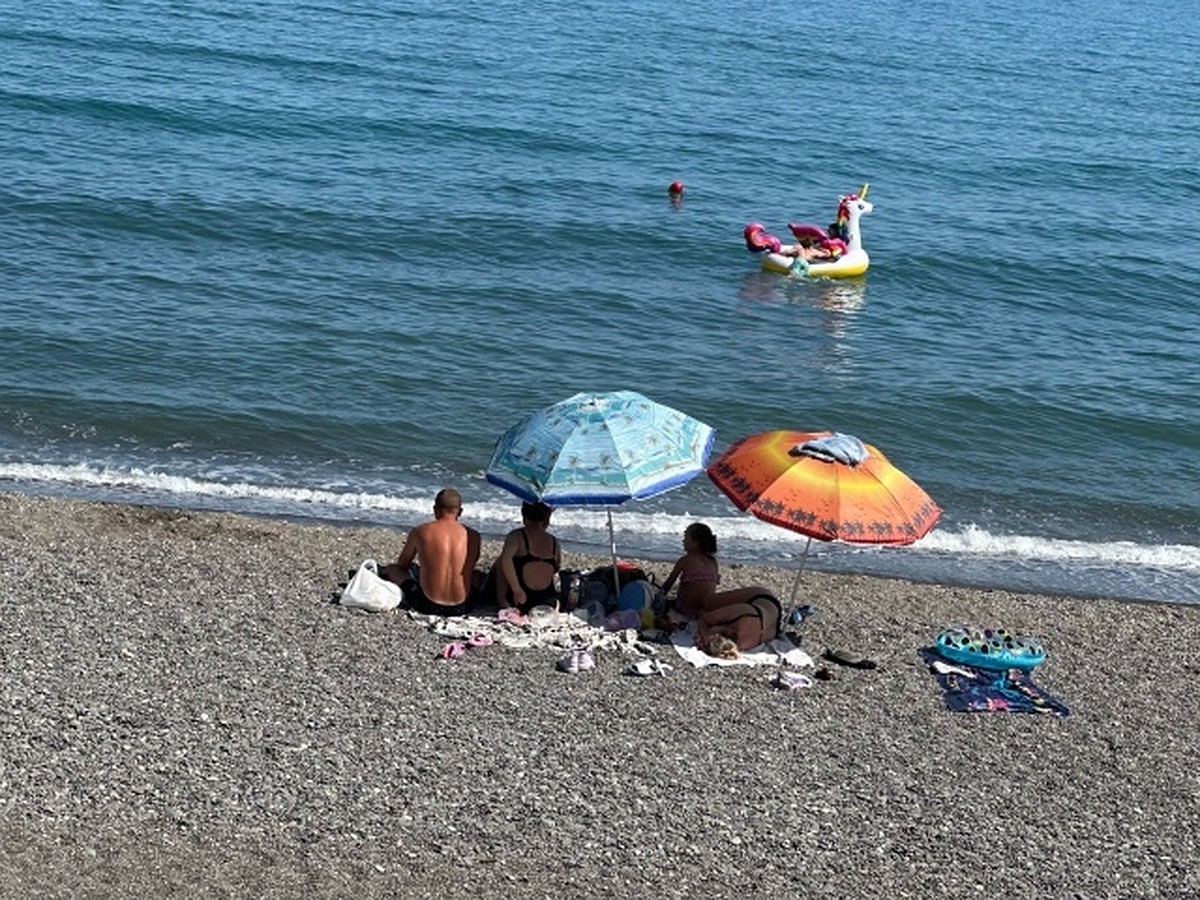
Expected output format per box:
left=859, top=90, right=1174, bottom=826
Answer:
left=671, top=625, right=814, bottom=669
left=409, top=608, right=662, bottom=656
left=920, top=649, right=1070, bottom=716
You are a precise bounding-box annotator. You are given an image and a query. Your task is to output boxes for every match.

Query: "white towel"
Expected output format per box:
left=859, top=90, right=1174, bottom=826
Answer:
left=671, top=626, right=813, bottom=669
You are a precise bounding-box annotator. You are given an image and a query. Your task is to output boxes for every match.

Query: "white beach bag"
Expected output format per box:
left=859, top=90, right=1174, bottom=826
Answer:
left=340, top=559, right=402, bottom=612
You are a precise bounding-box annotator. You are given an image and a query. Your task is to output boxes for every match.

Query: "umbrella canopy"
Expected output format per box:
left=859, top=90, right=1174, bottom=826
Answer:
left=708, top=429, right=940, bottom=607
left=486, top=391, right=714, bottom=506
left=487, top=391, right=714, bottom=597
left=708, top=429, right=940, bottom=544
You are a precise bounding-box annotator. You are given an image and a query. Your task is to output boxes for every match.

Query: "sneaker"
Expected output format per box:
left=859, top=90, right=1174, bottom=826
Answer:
left=557, top=651, right=580, bottom=674
left=574, top=648, right=595, bottom=671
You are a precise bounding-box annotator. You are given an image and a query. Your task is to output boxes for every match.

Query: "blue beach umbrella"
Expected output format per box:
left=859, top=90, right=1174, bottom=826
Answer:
left=486, top=391, right=715, bottom=594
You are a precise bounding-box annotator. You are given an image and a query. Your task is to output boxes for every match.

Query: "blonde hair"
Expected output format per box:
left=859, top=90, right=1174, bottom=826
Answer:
left=706, top=633, right=740, bottom=660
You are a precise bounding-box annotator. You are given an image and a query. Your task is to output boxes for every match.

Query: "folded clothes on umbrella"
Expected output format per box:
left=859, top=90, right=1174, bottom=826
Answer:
left=793, top=432, right=869, bottom=466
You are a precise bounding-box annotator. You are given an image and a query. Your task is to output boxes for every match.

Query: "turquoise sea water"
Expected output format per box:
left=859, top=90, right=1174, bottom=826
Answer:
left=3, top=0, right=1199, bottom=603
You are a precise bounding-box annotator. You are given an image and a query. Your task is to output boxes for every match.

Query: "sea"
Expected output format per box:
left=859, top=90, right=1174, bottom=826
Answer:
left=3, top=0, right=1198, bottom=605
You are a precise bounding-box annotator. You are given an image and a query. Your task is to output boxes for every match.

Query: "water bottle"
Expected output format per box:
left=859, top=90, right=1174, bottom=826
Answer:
left=567, top=573, right=581, bottom=609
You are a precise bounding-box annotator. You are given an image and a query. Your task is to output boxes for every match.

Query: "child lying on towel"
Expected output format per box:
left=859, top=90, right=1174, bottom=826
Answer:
left=697, top=586, right=783, bottom=657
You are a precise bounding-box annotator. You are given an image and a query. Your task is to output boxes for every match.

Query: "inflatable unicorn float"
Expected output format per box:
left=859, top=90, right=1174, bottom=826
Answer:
left=744, top=184, right=873, bottom=278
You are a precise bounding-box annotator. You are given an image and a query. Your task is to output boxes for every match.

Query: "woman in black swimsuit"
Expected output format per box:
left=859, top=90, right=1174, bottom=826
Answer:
left=496, top=501, right=562, bottom=614
left=697, top=586, right=783, bottom=653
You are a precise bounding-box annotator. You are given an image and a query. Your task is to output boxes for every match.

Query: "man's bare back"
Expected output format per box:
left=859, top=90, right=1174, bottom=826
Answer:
left=389, top=489, right=480, bottom=610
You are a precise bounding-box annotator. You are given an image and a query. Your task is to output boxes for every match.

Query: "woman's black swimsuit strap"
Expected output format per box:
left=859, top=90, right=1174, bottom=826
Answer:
left=513, top=528, right=557, bottom=567
left=513, top=528, right=560, bottom=608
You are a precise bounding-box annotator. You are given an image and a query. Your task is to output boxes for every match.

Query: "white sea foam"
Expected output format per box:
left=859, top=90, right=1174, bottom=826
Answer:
left=918, top=523, right=1200, bottom=572
left=0, top=462, right=429, bottom=517
left=4, top=462, right=1199, bottom=577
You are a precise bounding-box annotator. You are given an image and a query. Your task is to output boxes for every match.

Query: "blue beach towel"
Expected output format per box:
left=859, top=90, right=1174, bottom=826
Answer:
left=919, top=649, right=1070, bottom=717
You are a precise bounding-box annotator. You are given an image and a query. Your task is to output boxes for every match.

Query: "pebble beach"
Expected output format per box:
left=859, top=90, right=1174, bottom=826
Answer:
left=1, top=491, right=1197, bottom=899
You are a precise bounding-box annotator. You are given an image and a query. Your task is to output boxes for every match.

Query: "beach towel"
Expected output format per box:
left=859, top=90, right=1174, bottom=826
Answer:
left=410, top=608, right=661, bottom=656
left=672, top=624, right=813, bottom=669
left=920, top=649, right=1070, bottom=716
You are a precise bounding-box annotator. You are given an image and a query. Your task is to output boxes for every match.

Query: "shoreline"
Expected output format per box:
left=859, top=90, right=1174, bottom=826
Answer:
left=4, top=479, right=1196, bottom=610
left=2, top=492, right=1198, bottom=897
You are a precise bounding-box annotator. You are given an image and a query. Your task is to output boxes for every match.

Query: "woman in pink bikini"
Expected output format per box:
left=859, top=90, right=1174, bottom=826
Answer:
left=659, top=522, right=720, bottom=619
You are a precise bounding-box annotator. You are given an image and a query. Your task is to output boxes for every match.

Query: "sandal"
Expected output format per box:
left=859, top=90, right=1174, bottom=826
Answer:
left=439, top=642, right=467, bottom=660
left=624, top=658, right=671, bottom=677
left=773, top=670, right=813, bottom=691
left=824, top=648, right=878, bottom=670
left=466, top=633, right=494, bottom=648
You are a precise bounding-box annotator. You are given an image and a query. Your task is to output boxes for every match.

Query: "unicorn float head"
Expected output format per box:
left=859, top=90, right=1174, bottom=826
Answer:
left=826, top=185, right=873, bottom=254
left=745, top=184, right=874, bottom=278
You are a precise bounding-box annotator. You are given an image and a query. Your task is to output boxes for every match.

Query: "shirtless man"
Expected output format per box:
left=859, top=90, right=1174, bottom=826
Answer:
left=387, top=488, right=481, bottom=617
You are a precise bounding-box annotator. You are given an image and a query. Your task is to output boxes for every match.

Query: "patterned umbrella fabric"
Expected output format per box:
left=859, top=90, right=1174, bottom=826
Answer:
left=486, top=391, right=715, bottom=506
left=708, top=429, right=941, bottom=545
left=487, top=391, right=714, bottom=599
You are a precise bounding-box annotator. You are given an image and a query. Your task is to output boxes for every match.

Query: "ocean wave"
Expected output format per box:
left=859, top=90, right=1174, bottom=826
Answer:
left=918, top=523, right=1200, bottom=573
left=4, top=461, right=1199, bottom=576
left=0, top=461, right=431, bottom=517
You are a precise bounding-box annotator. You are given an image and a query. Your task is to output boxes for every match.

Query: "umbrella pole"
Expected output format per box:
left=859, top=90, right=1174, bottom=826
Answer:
left=607, top=509, right=621, bottom=601
left=787, top=536, right=814, bottom=611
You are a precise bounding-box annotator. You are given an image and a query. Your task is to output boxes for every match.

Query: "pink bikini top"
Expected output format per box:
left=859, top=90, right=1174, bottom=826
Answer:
left=680, top=561, right=719, bottom=585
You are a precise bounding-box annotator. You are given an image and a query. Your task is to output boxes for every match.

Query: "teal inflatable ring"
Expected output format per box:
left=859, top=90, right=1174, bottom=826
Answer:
left=934, top=625, right=1046, bottom=671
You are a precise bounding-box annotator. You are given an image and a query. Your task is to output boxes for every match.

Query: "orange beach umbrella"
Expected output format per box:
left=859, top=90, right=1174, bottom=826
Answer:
left=707, top=430, right=941, bottom=605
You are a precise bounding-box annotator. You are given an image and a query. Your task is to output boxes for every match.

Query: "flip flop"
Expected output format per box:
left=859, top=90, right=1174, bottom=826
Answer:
left=931, top=659, right=976, bottom=678
left=773, top=670, right=813, bottom=691
left=440, top=642, right=467, bottom=660
left=824, top=649, right=878, bottom=670
left=624, top=658, right=671, bottom=677
left=466, top=634, right=494, bottom=648
left=498, top=608, right=528, bottom=626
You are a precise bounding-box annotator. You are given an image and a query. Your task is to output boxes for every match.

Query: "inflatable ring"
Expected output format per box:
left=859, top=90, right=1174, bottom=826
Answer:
left=934, top=625, right=1047, bottom=671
